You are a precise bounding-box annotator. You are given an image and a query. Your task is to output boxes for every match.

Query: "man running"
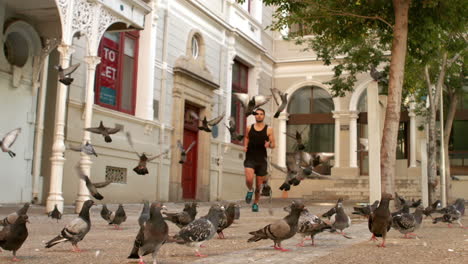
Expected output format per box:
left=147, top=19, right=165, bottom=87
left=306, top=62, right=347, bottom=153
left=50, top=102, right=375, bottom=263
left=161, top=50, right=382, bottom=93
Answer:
left=244, top=108, right=275, bottom=212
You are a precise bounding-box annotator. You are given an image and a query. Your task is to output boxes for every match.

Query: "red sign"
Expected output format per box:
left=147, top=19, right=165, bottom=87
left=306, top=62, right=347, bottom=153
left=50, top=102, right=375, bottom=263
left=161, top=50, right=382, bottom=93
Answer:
left=98, top=37, right=120, bottom=106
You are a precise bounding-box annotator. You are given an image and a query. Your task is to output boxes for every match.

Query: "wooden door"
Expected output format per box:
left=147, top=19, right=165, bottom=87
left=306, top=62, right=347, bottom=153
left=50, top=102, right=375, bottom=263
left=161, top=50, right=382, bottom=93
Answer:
left=182, top=104, right=199, bottom=199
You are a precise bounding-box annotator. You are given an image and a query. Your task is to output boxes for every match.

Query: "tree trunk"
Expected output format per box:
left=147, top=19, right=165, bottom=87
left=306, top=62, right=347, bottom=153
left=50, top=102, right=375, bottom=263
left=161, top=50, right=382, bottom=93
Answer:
left=380, top=0, right=410, bottom=195
left=444, top=91, right=458, bottom=202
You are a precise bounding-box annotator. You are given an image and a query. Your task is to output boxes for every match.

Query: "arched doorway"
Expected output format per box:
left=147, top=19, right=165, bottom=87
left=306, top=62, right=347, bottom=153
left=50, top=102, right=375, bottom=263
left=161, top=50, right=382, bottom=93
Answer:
left=286, top=86, right=335, bottom=174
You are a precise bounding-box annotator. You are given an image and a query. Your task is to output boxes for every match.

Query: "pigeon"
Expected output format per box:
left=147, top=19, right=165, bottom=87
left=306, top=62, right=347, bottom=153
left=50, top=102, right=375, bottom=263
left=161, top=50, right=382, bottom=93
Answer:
left=85, top=121, right=121, bottom=143
left=126, top=132, right=169, bottom=175
left=423, top=199, right=441, bottom=218
left=48, top=204, right=62, bottom=223
left=197, top=112, right=225, bottom=132
left=45, top=199, right=94, bottom=252
left=108, top=204, right=127, bottom=229
left=0, top=214, right=29, bottom=261
left=232, top=93, right=271, bottom=116
left=177, top=140, right=196, bottom=164
left=100, top=204, right=112, bottom=222
left=68, top=141, right=98, bottom=157
left=138, top=201, right=151, bottom=228
left=0, top=128, right=21, bottom=158
left=55, top=63, right=80, bottom=85
left=453, top=198, right=465, bottom=216
left=394, top=192, right=407, bottom=211
left=352, top=200, right=379, bottom=218
left=330, top=198, right=352, bottom=238
left=296, top=210, right=331, bottom=247
left=75, top=165, right=112, bottom=200
left=0, top=203, right=30, bottom=226
left=216, top=203, right=237, bottom=239
left=163, top=202, right=198, bottom=229
left=391, top=204, right=410, bottom=218
left=370, top=65, right=386, bottom=83
left=392, top=205, right=424, bottom=238
left=433, top=204, right=467, bottom=229
left=369, top=193, right=393, bottom=247
left=172, top=204, right=225, bottom=257
left=270, top=88, right=288, bottom=118
left=310, top=152, right=335, bottom=167
left=285, top=130, right=305, bottom=150
left=247, top=200, right=305, bottom=251
left=356, top=138, right=368, bottom=152
left=226, top=117, right=244, bottom=141
left=128, top=202, right=168, bottom=264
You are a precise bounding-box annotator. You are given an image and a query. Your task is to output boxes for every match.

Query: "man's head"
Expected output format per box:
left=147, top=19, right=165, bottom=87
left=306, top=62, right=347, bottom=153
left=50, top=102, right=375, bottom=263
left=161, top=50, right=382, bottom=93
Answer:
left=254, top=108, right=265, bottom=123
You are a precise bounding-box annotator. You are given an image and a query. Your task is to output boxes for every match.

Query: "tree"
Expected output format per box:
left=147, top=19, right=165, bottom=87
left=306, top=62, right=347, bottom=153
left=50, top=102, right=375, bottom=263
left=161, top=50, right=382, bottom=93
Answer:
left=240, top=0, right=466, bottom=196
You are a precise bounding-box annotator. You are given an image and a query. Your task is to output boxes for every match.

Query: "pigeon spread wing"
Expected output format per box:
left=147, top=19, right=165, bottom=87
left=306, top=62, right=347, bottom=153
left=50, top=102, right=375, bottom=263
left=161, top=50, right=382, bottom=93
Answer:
left=270, top=88, right=282, bottom=106
left=125, top=132, right=142, bottom=157
left=177, top=140, right=184, bottom=152
left=147, top=149, right=169, bottom=162
left=93, top=180, right=112, bottom=189
left=232, top=93, right=250, bottom=108
left=207, top=112, right=225, bottom=126
left=185, top=141, right=196, bottom=154
left=1, top=128, right=21, bottom=149
left=62, top=63, right=80, bottom=76
left=106, top=127, right=121, bottom=135
left=85, top=127, right=102, bottom=134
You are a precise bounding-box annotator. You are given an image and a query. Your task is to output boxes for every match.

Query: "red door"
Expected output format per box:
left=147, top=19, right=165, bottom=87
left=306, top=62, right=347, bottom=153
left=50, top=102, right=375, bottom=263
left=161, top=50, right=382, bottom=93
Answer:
left=182, top=104, right=199, bottom=199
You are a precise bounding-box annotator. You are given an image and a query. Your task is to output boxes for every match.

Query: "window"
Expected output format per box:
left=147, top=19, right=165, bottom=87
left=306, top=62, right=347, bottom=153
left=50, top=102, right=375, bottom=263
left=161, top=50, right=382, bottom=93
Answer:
left=95, top=31, right=139, bottom=115
left=230, top=60, right=249, bottom=144
left=191, top=36, right=199, bottom=59
left=240, top=0, right=252, bottom=13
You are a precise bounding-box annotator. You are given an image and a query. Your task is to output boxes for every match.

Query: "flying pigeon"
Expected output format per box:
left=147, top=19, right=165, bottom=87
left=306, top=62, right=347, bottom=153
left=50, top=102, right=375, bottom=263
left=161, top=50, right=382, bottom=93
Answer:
left=126, top=132, right=169, bottom=175
left=330, top=198, right=352, bottom=238
left=270, top=88, right=288, bottom=118
left=75, top=165, right=112, bottom=200
left=247, top=200, right=305, bottom=251
left=45, top=200, right=94, bottom=252
left=196, top=112, right=225, bottom=132
left=369, top=193, right=393, bottom=247
left=216, top=203, right=238, bottom=239
left=433, top=204, right=467, bottom=229
left=423, top=199, right=441, bottom=218
left=108, top=204, right=127, bottom=230
left=163, top=202, right=198, bottom=229
left=68, top=141, right=98, bottom=157
left=285, top=130, right=305, bottom=150
left=1, top=203, right=30, bottom=226
left=172, top=204, right=225, bottom=257
left=177, top=140, right=196, bottom=164
left=0, top=214, right=29, bottom=261
left=352, top=200, right=379, bottom=218
left=100, top=204, right=112, bottom=222
left=55, top=63, right=80, bottom=85
left=0, top=128, right=21, bottom=158
left=226, top=117, right=244, bottom=141
left=392, top=205, right=424, bottom=238
left=370, top=65, right=386, bottom=83
left=138, top=201, right=150, bottom=228
left=128, top=202, right=168, bottom=264
left=48, top=204, right=62, bottom=223
left=232, top=93, right=271, bottom=116
left=85, top=121, right=121, bottom=143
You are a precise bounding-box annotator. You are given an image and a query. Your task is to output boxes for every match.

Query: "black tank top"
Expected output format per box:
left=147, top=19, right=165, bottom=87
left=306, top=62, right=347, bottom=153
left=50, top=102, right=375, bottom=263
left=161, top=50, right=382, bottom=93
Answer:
left=246, top=124, right=269, bottom=161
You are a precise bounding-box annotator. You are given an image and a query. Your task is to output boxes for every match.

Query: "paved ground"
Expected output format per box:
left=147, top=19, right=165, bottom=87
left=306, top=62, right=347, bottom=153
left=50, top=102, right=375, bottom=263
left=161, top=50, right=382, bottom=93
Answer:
left=0, top=199, right=467, bottom=264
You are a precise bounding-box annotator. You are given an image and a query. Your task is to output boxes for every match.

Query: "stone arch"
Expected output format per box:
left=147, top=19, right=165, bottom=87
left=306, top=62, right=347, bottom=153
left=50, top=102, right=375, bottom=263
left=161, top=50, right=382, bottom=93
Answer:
left=285, top=80, right=340, bottom=112
left=349, top=78, right=374, bottom=111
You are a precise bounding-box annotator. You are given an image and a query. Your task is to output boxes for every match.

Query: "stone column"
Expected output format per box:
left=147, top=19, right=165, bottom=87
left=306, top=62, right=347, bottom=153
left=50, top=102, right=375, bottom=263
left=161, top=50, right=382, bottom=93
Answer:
left=409, top=102, right=417, bottom=168
left=420, top=137, right=429, bottom=207
left=332, top=111, right=341, bottom=168
left=46, top=44, right=74, bottom=213
left=277, top=112, right=288, bottom=167
left=224, top=57, right=235, bottom=143
left=349, top=111, right=359, bottom=168
left=367, top=81, right=381, bottom=203
left=75, top=56, right=101, bottom=213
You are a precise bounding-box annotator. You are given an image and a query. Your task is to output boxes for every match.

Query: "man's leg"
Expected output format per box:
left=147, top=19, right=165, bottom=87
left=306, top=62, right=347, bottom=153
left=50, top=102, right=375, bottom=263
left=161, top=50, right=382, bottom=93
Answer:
left=254, top=175, right=264, bottom=205
left=245, top=167, right=255, bottom=204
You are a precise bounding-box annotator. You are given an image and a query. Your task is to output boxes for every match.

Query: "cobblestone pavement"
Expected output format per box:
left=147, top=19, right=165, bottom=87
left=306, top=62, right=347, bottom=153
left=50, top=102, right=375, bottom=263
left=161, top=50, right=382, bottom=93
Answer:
left=0, top=199, right=467, bottom=264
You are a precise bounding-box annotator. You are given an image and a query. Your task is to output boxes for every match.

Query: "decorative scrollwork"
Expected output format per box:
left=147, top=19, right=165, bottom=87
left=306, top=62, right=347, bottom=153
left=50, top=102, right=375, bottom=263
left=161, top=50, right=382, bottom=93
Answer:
left=97, top=6, right=121, bottom=41
left=72, top=0, right=94, bottom=38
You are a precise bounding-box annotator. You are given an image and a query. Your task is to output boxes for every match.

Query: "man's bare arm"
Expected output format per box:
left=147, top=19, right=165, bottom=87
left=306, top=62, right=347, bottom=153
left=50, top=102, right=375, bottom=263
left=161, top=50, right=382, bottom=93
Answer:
left=267, top=127, right=275, bottom=149
left=244, top=126, right=250, bottom=152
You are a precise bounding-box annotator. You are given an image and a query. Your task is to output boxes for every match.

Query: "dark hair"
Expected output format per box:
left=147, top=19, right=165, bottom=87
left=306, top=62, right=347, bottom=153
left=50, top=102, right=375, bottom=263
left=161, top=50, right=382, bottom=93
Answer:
left=254, top=108, right=265, bottom=114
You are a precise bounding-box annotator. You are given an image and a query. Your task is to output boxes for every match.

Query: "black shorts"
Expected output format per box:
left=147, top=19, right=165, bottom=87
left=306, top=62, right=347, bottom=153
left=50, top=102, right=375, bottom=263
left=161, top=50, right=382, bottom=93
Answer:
left=244, top=159, right=268, bottom=176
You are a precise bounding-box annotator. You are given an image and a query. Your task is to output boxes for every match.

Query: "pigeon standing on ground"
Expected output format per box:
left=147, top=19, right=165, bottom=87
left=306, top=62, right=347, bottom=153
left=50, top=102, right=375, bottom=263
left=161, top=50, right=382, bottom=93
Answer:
left=100, top=204, right=112, bottom=222
left=392, top=205, right=424, bottom=238
left=177, top=140, right=196, bottom=164
left=85, top=121, right=121, bottom=143
left=352, top=200, right=379, bottom=218
left=0, top=215, right=29, bottom=261
left=247, top=200, right=305, bottom=251
left=45, top=200, right=94, bottom=252
left=163, top=202, right=198, bottom=229
left=197, top=112, right=225, bottom=132
left=296, top=210, right=331, bottom=247
left=0, top=127, right=21, bottom=158
left=75, top=165, right=112, bottom=200
left=138, top=201, right=151, bottom=228
left=48, top=204, right=62, bottom=223
left=1, top=203, right=30, bottom=226
left=128, top=203, right=168, bottom=264
left=126, top=132, right=169, bottom=175
left=108, top=204, right=127, bottom=230
left=232, top=93, right=271, bottom=117
left=270, top=88, right=288, bottom=118
left=55, top=63, right=80, bottom=85
left=216, top=203, right=237, bottom=239
left=172, top=204, right=225, bottom=257
left=330, top=198, right=352, bottom=238
left=423, top=199, right=441, bottom=218
left=433, top=204, right=467, bottom=229
left=369, top=193, right=393, bottom=247
left=226, top=117, right=244, bottom=141
left=68, top=141, right=98, bottom=157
